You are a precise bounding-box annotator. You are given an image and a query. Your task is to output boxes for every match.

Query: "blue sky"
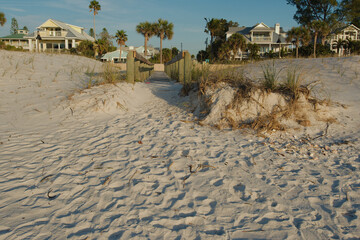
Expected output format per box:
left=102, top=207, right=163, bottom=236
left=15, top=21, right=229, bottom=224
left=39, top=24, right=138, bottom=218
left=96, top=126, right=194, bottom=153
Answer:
left=0, top=0, right=298, bottom=55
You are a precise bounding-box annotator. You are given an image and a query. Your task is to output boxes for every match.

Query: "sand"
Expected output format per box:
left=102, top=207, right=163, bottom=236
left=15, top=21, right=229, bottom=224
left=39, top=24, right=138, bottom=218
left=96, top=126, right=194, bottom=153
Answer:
left=0, top=50, right=359, bottom=239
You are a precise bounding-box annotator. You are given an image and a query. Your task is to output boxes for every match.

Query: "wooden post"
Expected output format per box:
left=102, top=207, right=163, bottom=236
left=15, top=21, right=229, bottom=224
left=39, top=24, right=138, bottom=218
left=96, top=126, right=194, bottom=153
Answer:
left=178, top=58, right=184, bottom=83
left=184, top=51, right=192, bottom=85
left=134, top=60, right=140, bottom=82
left=126, top=50, right=135, bottom=83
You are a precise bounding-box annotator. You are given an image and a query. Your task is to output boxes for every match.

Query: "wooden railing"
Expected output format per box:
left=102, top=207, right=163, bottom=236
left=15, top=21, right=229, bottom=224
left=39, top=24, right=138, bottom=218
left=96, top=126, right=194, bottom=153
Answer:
left=164, top=50, right=192, bottom=86
left=126, top=50, right=154, bottom=83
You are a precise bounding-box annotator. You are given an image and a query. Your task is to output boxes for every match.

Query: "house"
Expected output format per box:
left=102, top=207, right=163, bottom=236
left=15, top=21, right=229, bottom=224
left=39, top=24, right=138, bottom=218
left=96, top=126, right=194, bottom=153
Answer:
left=24, top=19, right=94, bottom=52
left=0, top=29, right=30, bottom=50
left=226, top=22, right=291, bottom=59
left=327, top=24, right=360, bottom=55
left=101, top=46, right=158, bottom=63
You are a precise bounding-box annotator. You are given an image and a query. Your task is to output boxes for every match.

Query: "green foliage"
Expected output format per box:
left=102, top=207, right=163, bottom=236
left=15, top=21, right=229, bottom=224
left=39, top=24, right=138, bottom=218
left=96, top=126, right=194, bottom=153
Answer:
left=204, top=18, right=239, bottom=61
left=340, top=0, right=360, bottom=27
left=261, top=61, right=282, bottom=91
left=286, top=0, right=339, bottom=26
left=196, top=50, right=209, bottom=62
left=171, top=47, right=179, bottom=57
left=89, top=28, right=94, bottom=38
left=298, top=43, right=333, bottom=57
left=10, top=17, right=18, bottom=35
left=227, top=33, right=247, bottom=60
left=136, top=21, right=155, bottom=57
left=153, top=18, right=174, bottom=63
left=23, top=26, right=28, bottom=31
left=247, top=43, right=260, bottom=60
left=287, top=26, right=311, bottom=58
left=348, top=39, right=360, bottom=54
left=149, top=48, right=172, bottom=63
left=0, top=12, right=6, bottom=26
left=76, top=40, right=95, bottom=58
left=4, top=45, right=23, bottom=51
left=89, top=0, right=101, bottom=14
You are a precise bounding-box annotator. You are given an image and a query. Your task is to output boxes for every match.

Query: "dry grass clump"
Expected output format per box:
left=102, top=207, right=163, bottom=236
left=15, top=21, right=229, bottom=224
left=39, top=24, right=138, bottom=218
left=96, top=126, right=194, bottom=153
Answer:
left=191, top=62, right=332, bottom=132
left=84, top=63, right=126, bottom=89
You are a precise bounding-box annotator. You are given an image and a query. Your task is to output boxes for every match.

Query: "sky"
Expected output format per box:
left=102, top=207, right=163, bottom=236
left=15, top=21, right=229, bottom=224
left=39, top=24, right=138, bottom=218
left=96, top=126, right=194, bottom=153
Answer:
left=0, top=0, right=299, bottom=55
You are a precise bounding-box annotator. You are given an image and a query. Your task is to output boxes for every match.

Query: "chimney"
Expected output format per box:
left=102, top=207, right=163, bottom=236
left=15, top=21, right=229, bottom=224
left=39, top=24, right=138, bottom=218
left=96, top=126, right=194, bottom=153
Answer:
left=275, top=23, right=280, bottom=34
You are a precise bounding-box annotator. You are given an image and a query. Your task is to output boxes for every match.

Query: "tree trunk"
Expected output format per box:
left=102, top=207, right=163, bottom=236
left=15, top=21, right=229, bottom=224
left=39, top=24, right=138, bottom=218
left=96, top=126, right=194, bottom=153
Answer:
left=93, top=13, right=96, bottom=40
left=296, top=44, right=299, bottom=58
left=314, top=33, right=318, bottom=58
left=144, top=35, right=148, bottom=58
left=119, top=45, right=122, bottom=63
left=159, top=37, right=163, bottom=63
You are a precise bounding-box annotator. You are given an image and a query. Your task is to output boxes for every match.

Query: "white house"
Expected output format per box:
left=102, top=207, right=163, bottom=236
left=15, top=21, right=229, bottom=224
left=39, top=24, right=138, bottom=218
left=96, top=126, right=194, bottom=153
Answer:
left=0, top=29, right=30, bottom=50
left=101, top=46, right=158, bottom=62
left=226, top=22, right=291, bottom=59
left=327, top=24, right=360, bottom=55
left=24, top=19, right=94, bottom=52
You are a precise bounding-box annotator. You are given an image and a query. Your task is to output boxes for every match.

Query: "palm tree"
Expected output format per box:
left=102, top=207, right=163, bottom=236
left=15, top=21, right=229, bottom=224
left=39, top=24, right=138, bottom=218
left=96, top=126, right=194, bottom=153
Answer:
left=154, top=19, right=174, bottom=64
left=227, top=33, right=247, bottom=60
left=333, top=39, right=348, bottom=57
left=136, top=21, right=155, bottom=58
left=89, top=0, right=101, bottom=40
left=309, top=20, right=324, bottom=58
left=115, top=30, right=128, bottom=63
left=0, top=12, right=6, bottom=26
left=287, top=26, right=309, bottom=58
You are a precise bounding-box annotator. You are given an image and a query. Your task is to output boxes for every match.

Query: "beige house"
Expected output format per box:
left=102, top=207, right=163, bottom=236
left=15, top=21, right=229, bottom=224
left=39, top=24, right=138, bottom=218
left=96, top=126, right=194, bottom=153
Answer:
left=226, top=22, right=291, bottom=59
left=24, top=19, right=94, bottom=52
left=327, top=24, right=360, bottom=55
left=0, top=29, right=30, bottom=50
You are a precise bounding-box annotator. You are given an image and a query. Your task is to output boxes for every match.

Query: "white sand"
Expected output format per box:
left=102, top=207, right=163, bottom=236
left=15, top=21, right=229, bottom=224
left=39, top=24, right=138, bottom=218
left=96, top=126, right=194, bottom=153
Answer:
left=0, top=50, right=359, bottom=239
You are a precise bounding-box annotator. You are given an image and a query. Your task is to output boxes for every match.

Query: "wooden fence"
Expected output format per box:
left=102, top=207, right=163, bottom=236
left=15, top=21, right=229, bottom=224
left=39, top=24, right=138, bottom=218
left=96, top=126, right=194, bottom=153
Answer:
left=126, top=50, right=154, bottom=83
left=164, top=51, right=192, bottom=86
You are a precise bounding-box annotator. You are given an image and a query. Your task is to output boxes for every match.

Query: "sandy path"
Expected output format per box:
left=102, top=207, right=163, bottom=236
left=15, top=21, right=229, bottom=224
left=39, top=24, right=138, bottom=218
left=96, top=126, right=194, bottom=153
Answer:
left=0, top=54, right=359, bottom=239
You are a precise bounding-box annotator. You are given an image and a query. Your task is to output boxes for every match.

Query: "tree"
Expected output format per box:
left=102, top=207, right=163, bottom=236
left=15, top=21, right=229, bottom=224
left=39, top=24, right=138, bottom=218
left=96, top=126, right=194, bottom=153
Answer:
left=287, top=26, right=310, bottom=58
left=10, top=17, right=18, bottom=35
left=115, top=30, right=127, bottom=63
left=247, top=43, right=260, bottom=60
left=204, top=18, right=239, bottom=61
left=333, top=39, right=348, bottom=56
left=0, top=12, right=6, bottom=26
left=227, top=33, right=247, bottom=60
left=171, top=47, right=179, bottom=57
left=286, top=0, right=339, bottom=26
left=340, top=0, right=360, bottom=27
left=76, top=40, right=94, bottom=57
left=89, top=0, right=101, bottom=40
left=88, top=28, right=94, bottom=38
left=196, top=50, right=209, bottom=62
left=153, top=19, right=174, bottom=64
left=136, top=21, right=155, bottom=58
left=218, top=42, right=232, bottom=60
left=309, top=20, right=325, bottom=58
left=23, top=26, right=28, bottom=31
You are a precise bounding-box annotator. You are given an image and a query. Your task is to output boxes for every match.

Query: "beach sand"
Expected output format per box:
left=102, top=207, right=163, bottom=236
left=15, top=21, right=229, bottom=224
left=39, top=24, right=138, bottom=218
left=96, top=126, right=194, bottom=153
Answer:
left=0, top=50, right=359, bottom=239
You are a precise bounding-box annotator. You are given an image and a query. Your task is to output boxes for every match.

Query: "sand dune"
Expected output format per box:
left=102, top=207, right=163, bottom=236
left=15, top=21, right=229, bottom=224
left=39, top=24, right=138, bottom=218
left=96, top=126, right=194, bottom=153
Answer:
left=0, top=50, right=359, bottom=239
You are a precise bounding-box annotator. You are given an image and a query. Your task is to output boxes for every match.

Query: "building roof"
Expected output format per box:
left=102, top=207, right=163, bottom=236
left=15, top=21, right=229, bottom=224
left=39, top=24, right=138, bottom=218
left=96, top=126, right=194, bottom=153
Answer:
left=101, top=49, right=129, bottom=60
left=227, top=22, right=289, bottom=44
left=25, top=19, right=94, bottom=41
left=331, top=24, right=360, bottom=35
left=0, top=33, right=27, bottom=40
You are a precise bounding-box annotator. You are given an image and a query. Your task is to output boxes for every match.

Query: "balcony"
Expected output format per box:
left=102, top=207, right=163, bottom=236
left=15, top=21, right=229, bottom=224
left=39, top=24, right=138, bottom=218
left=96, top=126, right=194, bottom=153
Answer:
left=38, top=30, right=66, bottom=38
left=252, top=36, right=272, bottom=42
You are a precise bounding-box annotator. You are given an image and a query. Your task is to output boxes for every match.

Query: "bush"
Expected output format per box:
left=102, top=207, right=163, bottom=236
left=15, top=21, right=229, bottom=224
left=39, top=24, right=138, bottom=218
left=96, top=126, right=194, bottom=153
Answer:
left=76, top=40, right=95, bottom=58
left=298, top=43, right=333, bottom=57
